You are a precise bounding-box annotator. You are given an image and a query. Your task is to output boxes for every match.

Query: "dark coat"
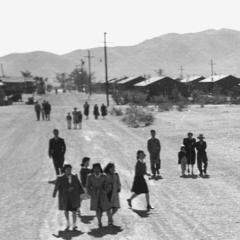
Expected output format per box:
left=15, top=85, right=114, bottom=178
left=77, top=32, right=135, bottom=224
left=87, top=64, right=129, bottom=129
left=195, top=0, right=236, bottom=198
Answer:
left=35, top=103, right=41, bottom=112
left=183, top=137, right=196, bottom=164
left=101, top=105, right=107, bottom=117
left=84, top=103, right=89, bottom=116
left=48, top=137, right=66, bottom=159
left=53, top=174, right=84, bottom=211
left=178, top=151, right=187, bottom=164
left=196, top=141, right=208, bottom=160
left=93, top=105, right=100, bottom=116
left=147, top=138, right=161, bottom=162
left=80, top=167, right=92, bottom=188
left=45, top=102, right=51, bottom=114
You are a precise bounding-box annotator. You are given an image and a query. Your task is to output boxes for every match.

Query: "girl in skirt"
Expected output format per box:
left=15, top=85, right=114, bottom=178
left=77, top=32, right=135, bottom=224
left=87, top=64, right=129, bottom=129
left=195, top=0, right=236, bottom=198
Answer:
left=127, top=150, right=153, bottom=211
left=178, top=145, right=187, bottom=177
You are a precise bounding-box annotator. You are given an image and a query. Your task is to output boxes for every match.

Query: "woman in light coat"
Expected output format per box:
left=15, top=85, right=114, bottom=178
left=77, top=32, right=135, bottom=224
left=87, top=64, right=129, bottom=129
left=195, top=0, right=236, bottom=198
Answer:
left=104, top=163, right=121, bottom=224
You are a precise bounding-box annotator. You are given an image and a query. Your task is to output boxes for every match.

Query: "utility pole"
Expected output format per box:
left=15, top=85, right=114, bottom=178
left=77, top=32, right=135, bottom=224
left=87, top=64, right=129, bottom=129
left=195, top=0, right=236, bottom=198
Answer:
left=1, top=63, right=5, bottom=77
left=84, top=50, right=94, bottom=95
left=210, top=59, right=215, bottom=82
left=104, top=32, right=109, bottom=106
left=179, top=65, right=184, bottom=80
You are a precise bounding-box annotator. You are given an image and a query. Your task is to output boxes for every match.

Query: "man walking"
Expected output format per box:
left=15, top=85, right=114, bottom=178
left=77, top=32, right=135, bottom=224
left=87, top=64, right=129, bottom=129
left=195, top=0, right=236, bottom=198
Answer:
left=147, top=130, right=161, bottom=178
left=48, top=129, right=66, bottom=175
left=34, top=101, right=41, bottom=121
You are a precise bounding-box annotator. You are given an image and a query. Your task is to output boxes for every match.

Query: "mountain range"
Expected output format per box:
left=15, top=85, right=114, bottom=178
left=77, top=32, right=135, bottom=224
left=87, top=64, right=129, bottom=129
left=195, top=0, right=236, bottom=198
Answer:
left=1, top=28, right=240, bottom=83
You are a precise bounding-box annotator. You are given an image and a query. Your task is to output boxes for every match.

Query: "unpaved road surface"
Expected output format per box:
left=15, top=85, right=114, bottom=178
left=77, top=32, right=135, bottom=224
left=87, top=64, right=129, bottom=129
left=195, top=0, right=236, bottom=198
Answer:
left=1, top=93, right=240, bottom=240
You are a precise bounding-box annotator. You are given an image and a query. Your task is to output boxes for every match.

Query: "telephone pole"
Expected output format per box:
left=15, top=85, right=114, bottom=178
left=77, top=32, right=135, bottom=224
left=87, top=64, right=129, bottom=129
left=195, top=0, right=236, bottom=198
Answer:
left=210, top=59, right=215, bottom=82
left=104, top=32, right=110, bottom=106
left=1, top=63, right=5, bottom=77
left=84, top=50, right=94, bottom=95
left=179, top=65, right=184, bottom=80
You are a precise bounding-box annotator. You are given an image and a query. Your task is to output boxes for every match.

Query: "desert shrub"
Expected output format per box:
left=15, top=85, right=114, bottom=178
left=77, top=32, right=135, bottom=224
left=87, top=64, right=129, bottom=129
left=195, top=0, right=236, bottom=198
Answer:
left=158, top=102, right=173, bottom=111
left=122, top=105, right=154, bottom=128
left=110, top=106, right=124, bottom=116
left=176, top=100, right=188, bottom=111
left=151, top=95, right=169, bottom=104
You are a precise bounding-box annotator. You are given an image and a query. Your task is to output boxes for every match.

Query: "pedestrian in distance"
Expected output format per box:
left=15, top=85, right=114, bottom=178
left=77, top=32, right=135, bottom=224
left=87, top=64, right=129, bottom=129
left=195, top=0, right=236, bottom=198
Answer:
left=104, top=163, right=121, bottom=226
left=45, top=101, right=51, bottom=121
left=183, top=132, right=196, bottom=175
left=83, top=101, right=90, bottom=120
left=196, top=134, right=208, bottom=176
left=53, top=164, right=84, bottom=231
left=127, top=150, right=154, bottom=211
left=66, top=113, right=72, bottom=130
left=48, top=129, right=66, bottom=176
left=101, top=104, right=108, bottom=119
left=41, top=100, right=46, bottom=120
left=178, top=145, right=187, bottom=177
left=93, top=104, right=100, bottom=120
left=147, top=130, right=161, bottom=178
left=72, top=107, right=79, bottom=129
left=34, top=101, right=41, bottom=121
left=86, top=163, right=112, bottom=228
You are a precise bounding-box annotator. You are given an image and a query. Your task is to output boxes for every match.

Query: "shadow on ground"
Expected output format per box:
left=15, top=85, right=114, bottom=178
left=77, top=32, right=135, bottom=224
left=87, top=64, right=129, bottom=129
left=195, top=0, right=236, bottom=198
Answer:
left=80, top=215, right=95, bottom=224
left=52, top=230, right=83, bottom=239
left=88, top=225, right=123, bottom=238
left=131, top=209, right=151, bottom=218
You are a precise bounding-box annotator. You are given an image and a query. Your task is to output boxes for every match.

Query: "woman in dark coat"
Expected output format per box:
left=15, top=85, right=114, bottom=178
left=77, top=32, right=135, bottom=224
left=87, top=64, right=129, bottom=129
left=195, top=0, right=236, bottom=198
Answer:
left=196, top=134, right=208, bottom=176
left=53, top=164, right=84, bottom=231
left=86, top=163, right=112, bottom=228
left=83, top=101, right=90, bottom=120
left=127, top=150, right=153, bottom=211
left=93, top=104, right=100, bottom=120
left=100, top=104, right=107, bottom=119
left=183, top=132, right=196, bottom=175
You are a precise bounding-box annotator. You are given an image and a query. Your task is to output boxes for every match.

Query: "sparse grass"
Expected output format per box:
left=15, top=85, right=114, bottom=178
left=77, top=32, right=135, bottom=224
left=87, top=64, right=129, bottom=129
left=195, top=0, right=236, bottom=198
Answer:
left=110, top=106, right=124, bottom=116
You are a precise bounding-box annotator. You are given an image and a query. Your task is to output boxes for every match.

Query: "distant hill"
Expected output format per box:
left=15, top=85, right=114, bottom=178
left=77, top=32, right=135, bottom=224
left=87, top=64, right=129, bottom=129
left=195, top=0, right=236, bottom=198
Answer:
left=1, top=28, right=240, bottom=82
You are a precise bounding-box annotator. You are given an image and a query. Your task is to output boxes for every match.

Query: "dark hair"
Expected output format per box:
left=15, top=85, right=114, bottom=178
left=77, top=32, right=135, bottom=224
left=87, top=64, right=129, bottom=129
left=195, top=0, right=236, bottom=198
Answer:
left=104, top=163, right=115, bottom=174
left=81, top=157, right=90, bottom=167
left=53, top=129, right=59, bottom=133
left=180, top=146, right=185, bottom=150
left=62, top=164, right=72, bottom=172
left=188, top=132, right=193, bottom=136
left=150, top=129, right=156, bottom=133
left=92, top=163, right=103, bottom=172
left=137, top=150, right=145, bottom=159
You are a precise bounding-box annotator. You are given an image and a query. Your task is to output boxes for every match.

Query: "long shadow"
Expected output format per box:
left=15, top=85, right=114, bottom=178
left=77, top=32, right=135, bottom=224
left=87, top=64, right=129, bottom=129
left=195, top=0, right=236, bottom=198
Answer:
left=201, top=174, right=210, bottom=179
left=88, top=225, right=123, bottom=238
left=131, top=209, right=151, bottom=218
left=149, top=175, right=163, bottom=181
left=52, top=230, right=83, bottom=240
left=80, top=215, right=95, bottom=224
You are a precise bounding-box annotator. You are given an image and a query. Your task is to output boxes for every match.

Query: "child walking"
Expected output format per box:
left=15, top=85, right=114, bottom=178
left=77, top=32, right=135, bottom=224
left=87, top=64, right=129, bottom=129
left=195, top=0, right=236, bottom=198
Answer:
left=66, top=113, right=72, bottom=130
left=178, top=145, right=187, bottom=177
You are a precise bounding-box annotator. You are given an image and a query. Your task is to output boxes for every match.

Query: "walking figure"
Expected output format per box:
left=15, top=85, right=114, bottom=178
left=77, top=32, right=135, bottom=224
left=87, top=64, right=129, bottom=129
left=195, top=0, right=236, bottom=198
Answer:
left=53, top=164, right=84, bottom=231
left=34, top=101, right=41, bottom=121
left=83, top=101, right=90, bottom=120
left=178, top=145, right=187, bottom=177
left=66, top=113, right=72, bottom=130
left=41, top=100, right=46, bottom=120
left=183, top=132, right=196, bottom=175
left=101, top=104, right=107, bottom=119
left=45, top=101, right=51, bottom=121
left=147, top=130, right=161, bottom=178
left=77, top=110, right=83, bottom=129
left=48, top=129, right=66, bottom=175
left=86, top=163, right=112, bottom=228
left=104, top=163, right=121, bottom=226
left=127, top=150, right=153, bottom=211
left=93, top=104, right=100, bottom=120
left=196, top=134, right=208, bottom=176
left=72, top=108, right=80, bottom=129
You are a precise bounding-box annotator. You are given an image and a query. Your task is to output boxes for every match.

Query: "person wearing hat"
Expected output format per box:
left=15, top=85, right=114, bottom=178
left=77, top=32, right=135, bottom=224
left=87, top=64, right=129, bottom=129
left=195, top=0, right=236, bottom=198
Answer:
left=72, top=107, right=79, bottom=129
left=53, top=164, right=84, bottom=231
left=178, top=145, right=187, bottom=177
left=196, top=134, right=208, bottom=176
left=183, top=132, right=196, bottom=175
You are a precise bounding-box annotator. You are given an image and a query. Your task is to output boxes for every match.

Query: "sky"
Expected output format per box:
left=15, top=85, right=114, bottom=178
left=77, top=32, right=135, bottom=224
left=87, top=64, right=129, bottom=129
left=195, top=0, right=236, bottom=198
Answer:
left=0, top=0, right=240, bottom=57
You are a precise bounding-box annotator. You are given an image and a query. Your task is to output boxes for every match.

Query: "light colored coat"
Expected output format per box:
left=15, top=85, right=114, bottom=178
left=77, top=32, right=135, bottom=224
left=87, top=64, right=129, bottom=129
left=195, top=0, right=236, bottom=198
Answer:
left=86, top=173, right=111, bottom=211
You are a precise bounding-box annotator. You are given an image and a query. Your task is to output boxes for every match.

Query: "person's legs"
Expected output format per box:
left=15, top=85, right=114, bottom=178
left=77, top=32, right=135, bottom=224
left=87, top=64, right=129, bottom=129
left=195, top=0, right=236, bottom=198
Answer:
left=127, top=193, right=138, bottom=207
left=72, top=211, right=77, bottom=229
left=64, top=211, right=70, bottom=229
left=197, top=156, right=202, bottom=175
left=96, top=209, right=102, bottom=227
left=146, top=193, right=153, bottom=210
left=107, top=209, right=113, bottom=225
left=53, top=159, right=60, bottom=175
left=156, top=159, right=161, bottom=175
left=36, top=111, right=40, bottom=121
left=203, top=156, right=208, bottom=174
left=112, top=207, right=118, bottom=216
left=79, top=122, right=82, bottom=129
left=150, top=158, right=156, bottom=176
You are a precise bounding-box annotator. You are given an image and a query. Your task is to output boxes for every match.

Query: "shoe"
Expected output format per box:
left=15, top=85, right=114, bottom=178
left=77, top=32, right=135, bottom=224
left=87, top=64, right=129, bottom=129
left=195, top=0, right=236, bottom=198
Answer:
left=127, top=199, right=132, bottom=208
left=147, top=204, right=154, bottom=211
left=64, top=226, right=70, bottom=231
left=72, top=226, right=78, bottom=231
left=108, top=221, right=114, bottom=227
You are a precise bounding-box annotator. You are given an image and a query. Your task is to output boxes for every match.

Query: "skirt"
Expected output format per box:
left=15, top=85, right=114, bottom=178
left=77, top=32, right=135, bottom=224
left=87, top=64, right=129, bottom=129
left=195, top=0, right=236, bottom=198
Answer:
left=186, top=151, right=196, bottom=165
left=131, top=176, right=149, bottom=194
left=66, top=196, right=77, bottom=212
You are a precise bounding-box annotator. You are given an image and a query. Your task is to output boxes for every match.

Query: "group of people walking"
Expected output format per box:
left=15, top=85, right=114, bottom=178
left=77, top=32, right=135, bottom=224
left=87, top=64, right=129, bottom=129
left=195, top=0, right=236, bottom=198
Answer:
left=34, top=100, right=51, bottom=121
left=66, top=102, right=108, bottom=130
left=178, top=132, right=208, bottom=177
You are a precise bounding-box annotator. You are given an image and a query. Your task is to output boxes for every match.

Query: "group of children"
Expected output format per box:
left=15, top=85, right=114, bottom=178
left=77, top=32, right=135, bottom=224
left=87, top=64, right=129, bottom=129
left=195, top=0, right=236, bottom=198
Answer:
left=178, top=132, right=208, bottom=177
left=66, top=102, right=108, bottom=130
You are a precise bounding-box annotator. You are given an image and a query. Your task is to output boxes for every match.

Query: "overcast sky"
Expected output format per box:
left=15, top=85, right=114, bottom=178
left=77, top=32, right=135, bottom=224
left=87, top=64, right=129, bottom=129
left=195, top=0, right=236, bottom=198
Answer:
left=0, top=0, right=239, bottom=57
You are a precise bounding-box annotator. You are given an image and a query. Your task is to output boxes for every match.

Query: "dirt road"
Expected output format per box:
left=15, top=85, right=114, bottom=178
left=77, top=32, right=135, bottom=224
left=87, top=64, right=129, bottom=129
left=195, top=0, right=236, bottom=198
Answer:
left=1, top=92, right=240, bottom=240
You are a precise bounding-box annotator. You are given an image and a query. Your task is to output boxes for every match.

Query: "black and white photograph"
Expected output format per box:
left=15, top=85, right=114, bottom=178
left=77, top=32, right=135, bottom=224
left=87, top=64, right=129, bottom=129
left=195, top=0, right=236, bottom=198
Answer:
left=1, top=0, right=240, bottom=239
